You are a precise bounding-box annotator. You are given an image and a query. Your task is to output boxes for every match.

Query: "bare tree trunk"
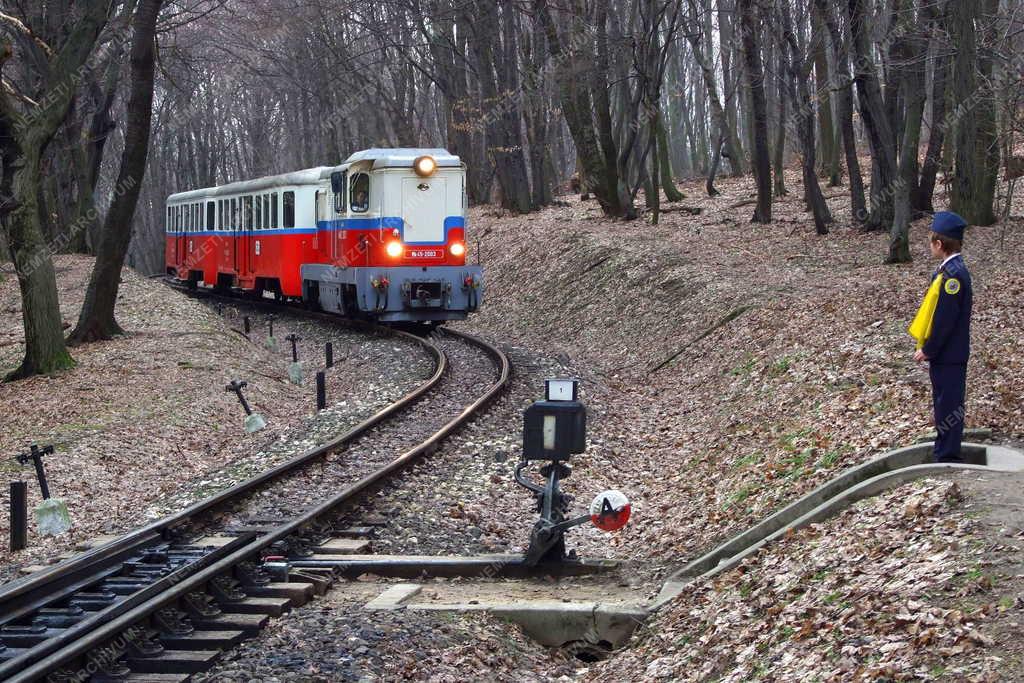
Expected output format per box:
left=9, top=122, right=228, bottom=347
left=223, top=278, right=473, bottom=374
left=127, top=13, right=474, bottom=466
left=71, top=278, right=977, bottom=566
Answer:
left=812, top=10, right=840, bottom=186
left=913, top=3, right=951, bottom=215
left=536, top=0, right=627, bottom=216
left=772, top=33, right=788, bottom=198
left=685, top=4, right=741, bottom=188
left=949, top=0, right=999, bottom=226
left=656, top=110, right=684, bottom=201
left=70, top=0, right=162, bottom=344
left=0, top=4, right=109, bottom=379
left=783, top=1, right=831, bottom=233
left=888, top=0, right=926, bottom=263
left=719, top=0, right=745, bottom=175
left=814, top=0, right=866, bottom=222
left=848, top=0, right=898, bottom=231
left=738, top=0, right=772, bottom=223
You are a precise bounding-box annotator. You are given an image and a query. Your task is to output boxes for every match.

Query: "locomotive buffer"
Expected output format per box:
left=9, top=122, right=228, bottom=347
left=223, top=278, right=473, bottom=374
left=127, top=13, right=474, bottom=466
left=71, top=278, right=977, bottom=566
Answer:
left=515, top=379, right=630, bottom=566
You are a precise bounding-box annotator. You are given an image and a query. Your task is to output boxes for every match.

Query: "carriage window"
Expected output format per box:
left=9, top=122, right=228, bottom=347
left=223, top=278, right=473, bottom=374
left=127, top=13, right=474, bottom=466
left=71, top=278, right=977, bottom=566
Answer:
left=255, top=194, right=263, bottom=230
left=283, top=191, right=295, bottom=228
left=207, top=202, right=215, bottom=231
left=230, top=198, right=237, bottom=229
left=263, top=195, right=271, bottom=230
left=350, top=173, right=369, bottom=213
left=270, top=193, right=278, bottom=228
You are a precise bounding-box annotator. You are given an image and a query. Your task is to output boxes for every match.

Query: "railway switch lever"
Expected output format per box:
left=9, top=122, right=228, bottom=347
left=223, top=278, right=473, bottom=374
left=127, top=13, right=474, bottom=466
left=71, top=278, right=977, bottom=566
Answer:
left=516, top=379, right=630, bottom=566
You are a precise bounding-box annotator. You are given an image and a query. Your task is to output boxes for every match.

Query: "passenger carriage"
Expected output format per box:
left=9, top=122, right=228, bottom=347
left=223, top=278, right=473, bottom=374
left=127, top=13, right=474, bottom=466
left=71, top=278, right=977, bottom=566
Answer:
left=165, top=148, right=482, bottom=323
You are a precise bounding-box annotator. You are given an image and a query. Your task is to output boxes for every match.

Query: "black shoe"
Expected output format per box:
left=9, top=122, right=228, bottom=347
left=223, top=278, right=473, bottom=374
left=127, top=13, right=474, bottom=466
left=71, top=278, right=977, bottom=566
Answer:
left=935, top=454, right=964, bottom=464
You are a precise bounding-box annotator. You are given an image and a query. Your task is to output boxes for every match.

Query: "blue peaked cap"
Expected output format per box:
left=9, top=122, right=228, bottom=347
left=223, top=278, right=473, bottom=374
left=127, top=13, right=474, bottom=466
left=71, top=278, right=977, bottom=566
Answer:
left=931, top=211, right=967, bottom=241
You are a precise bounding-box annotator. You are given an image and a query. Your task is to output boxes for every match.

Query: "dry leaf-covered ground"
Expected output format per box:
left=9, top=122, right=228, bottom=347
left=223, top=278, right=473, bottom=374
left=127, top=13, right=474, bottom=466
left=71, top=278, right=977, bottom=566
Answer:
left=587, top=474, right=1024, bottom=681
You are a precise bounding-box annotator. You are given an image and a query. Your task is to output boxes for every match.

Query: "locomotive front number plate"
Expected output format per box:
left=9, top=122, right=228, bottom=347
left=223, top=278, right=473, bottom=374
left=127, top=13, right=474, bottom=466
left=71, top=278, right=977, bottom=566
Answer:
left=409, top=249, right=441, bottom=258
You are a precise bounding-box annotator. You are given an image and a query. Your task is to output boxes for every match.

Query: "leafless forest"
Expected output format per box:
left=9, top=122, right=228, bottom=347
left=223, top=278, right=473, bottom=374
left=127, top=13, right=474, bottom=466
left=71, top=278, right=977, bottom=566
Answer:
left=0, top=0, right=1022, bottom=379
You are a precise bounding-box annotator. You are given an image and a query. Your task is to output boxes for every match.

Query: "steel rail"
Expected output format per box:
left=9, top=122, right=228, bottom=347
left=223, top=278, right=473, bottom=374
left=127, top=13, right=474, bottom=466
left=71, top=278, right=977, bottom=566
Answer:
left=0, top=294, right=445, bottom=628
left=8, top=327, right=509, bottom=682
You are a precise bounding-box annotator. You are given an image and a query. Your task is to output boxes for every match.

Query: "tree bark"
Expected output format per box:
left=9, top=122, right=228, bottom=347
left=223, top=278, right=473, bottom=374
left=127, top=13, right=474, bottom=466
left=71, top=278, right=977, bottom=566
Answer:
left=684, top=0, right=744, bottom=187
left=69, top=0, right=162, bottom=345
left=738, top=0, right=772, bottom=223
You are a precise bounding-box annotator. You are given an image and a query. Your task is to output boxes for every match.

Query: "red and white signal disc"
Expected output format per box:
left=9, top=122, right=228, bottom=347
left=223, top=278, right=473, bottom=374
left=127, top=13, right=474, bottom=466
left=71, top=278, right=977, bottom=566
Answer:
left=589, top=490, right=631, bottom=532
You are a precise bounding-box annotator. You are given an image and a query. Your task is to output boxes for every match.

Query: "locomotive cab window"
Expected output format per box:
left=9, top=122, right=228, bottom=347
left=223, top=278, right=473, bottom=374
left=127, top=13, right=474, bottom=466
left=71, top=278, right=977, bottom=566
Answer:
left=350, top=173, right=369, bottom=213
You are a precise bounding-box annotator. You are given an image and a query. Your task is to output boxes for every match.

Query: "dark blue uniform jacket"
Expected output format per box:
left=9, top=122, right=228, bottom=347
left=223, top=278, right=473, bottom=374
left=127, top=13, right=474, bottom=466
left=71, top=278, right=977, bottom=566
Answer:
left=922, top=254, right=972, bottom=364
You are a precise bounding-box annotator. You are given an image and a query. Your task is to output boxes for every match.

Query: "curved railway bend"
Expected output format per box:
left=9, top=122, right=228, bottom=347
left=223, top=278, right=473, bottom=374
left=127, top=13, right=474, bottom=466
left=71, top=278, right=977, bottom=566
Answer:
left=0, top=290, right=511, bottom=683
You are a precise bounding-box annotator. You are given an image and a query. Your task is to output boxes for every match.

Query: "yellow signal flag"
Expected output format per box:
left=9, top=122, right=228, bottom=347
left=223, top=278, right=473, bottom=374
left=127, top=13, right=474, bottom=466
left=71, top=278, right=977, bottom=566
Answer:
left=908, top=274, right=944, bottom=350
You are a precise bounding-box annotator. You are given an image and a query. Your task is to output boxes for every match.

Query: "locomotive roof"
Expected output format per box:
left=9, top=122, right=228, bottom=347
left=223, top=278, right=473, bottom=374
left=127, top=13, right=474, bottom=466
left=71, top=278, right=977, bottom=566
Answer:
left=342, top=148, right=461, bottom=169
left=167, top=149, right=461, bottom=202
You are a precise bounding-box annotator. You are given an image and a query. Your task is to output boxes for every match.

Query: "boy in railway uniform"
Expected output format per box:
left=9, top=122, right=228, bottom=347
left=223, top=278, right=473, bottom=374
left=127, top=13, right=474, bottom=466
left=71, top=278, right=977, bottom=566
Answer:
left=912, top=211, right=973, bottom=463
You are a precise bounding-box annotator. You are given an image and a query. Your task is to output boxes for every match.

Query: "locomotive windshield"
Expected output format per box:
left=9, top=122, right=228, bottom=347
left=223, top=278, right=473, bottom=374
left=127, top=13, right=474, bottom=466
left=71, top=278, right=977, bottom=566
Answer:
left=350, top=173, right=369, bottom=213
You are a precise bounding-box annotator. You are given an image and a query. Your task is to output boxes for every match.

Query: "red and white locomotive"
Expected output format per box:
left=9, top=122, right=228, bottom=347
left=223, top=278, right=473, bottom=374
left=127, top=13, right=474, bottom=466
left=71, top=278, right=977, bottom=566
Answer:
left=165, top=148, right=482, bottom=323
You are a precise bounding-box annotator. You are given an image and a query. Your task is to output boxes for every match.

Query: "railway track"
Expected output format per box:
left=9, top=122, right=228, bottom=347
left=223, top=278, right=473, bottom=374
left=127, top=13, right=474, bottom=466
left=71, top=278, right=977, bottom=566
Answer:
left=0, top=286, right=511, bottom=682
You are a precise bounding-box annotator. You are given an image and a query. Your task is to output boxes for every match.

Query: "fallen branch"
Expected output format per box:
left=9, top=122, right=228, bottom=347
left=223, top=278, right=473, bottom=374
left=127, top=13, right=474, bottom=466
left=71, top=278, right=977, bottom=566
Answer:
left=728, top=198, right=758, bottom=210
left=650, top=304, right=755, bottom=373
left=658, top=205, right=703, bottom=215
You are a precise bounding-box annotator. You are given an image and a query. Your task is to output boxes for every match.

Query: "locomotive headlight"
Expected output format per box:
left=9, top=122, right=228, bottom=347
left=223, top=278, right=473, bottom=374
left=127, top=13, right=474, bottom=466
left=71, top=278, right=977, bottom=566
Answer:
left=413, top=155, right=437, bottom=177
left=449, top=242, right=466, bottom=257
left=386, top=241, right=403, bottom=258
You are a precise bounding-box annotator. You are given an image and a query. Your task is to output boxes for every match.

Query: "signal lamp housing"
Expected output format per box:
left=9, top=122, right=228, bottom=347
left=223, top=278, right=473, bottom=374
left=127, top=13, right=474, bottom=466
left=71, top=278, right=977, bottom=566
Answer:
left=413, top=155, right=437, bottom=177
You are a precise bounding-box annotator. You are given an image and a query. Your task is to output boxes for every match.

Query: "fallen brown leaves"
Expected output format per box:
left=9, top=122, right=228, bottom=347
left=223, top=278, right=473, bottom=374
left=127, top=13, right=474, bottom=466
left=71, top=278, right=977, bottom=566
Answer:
left=588, top=480, right=1002, bottom=682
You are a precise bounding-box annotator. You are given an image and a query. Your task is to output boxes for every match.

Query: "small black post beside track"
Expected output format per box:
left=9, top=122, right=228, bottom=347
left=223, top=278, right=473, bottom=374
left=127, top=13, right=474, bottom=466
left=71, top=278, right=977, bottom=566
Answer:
left=0, top=283, right=511, bottom=682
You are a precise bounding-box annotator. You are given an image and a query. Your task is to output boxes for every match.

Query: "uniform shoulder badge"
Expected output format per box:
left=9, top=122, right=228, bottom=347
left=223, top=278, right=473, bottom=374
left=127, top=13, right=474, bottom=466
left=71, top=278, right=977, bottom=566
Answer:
left=944, top=278, right=961, bottom=295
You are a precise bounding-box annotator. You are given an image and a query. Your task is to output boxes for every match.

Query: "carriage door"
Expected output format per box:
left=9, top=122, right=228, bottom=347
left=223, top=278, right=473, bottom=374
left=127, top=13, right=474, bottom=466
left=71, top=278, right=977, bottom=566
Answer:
left=231, top=197, right=244, bottom=275
left=245, top=196, right=257, bottom=275
left=332, top=172, right=346, bottom=264
left=176, top=205, right=186, bottom=265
